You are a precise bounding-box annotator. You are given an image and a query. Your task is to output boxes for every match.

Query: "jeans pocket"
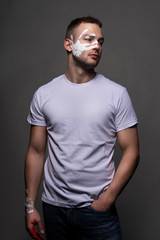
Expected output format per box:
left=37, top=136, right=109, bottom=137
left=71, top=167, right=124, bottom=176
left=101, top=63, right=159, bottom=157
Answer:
left=88, top=204, right=112, bottom=214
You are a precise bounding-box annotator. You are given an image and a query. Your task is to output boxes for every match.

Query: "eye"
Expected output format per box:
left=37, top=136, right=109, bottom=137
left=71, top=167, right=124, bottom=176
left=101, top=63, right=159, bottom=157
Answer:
left=98, top=40, right=104, bottom=46
left=85, top=37, right=92, bottom=42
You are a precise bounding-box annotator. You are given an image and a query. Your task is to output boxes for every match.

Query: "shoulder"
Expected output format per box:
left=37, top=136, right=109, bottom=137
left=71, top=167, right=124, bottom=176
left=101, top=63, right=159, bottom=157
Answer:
left=38, top=74, right=64, bottom=92
left=35, top=74, right=64, bottom=97
left=96, top=73, right=126, bottom=95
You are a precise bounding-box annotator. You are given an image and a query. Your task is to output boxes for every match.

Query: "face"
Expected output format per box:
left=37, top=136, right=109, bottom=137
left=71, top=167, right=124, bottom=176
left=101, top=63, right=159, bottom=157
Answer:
left=70, top=23, right=104, bottom=69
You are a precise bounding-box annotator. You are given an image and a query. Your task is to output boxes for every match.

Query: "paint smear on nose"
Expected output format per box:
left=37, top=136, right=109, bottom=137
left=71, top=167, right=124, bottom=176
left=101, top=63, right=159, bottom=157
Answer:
left=71, top=29, right=98, bottom=57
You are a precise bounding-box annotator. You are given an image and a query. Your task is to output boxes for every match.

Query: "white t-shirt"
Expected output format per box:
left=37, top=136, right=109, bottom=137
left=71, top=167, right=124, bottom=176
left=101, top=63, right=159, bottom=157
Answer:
left=27, top=73, right=138, bottom=208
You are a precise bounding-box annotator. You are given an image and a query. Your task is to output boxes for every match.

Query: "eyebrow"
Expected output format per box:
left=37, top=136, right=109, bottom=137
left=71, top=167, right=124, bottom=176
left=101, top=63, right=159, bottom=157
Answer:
left=85, top=33, right=96, bottom=39
left=84, top=34, right=104, bottom=42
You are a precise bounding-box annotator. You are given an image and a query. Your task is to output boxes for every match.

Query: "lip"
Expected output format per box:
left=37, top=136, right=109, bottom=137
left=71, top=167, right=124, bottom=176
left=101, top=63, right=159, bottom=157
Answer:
left=89, top=53, right=99, bottom=59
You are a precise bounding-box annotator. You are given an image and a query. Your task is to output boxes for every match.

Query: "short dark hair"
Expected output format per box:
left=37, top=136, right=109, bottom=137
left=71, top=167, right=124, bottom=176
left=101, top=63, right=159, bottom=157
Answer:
left=65, top=16, right=102, bottom=39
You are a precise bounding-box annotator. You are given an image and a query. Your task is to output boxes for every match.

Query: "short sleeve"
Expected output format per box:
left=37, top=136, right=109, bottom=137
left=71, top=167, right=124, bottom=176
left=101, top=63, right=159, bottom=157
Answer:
left=115, top=88, right=138, bottom=132
left=27, top=89, right=47, bottom=126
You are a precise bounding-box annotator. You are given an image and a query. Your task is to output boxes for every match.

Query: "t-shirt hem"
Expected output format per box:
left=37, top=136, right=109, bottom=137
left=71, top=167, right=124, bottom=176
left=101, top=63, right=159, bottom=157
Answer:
left=41, top=196, right=91, bottom=208
left=116, top=120, right=138, bottom=132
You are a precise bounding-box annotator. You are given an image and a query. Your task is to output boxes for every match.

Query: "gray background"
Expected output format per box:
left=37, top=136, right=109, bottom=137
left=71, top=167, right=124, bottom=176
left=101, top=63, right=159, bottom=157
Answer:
left=1, top=0, right=159, bottom=239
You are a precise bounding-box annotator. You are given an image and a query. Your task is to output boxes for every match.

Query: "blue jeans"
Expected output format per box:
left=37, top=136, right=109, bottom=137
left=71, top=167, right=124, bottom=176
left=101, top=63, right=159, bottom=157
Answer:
left=43, top=202, right=121, bottom=240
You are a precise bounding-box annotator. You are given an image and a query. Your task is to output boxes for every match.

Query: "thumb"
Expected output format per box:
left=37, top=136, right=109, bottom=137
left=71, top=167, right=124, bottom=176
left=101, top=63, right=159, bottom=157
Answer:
left=37, top=219, right=45, bottom=234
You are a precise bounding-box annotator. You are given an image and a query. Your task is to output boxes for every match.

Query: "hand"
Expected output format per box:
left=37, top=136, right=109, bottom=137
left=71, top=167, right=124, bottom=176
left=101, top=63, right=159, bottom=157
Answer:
left=29, top=222, right=45, bottom=240
left=91, top=198, right=112, bottom=212
left=25, top=207, right=44, bottom=237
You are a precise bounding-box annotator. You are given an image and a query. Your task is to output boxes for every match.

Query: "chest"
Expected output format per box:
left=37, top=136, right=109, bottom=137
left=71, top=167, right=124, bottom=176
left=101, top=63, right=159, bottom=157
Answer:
left=42, top=87, right=116, bottom=130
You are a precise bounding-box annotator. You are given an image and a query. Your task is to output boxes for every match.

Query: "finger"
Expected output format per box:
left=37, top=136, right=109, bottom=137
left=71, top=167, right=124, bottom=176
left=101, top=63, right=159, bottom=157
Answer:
left=29, top=223, right=37, bottom=238
left=30, top=223, right=45, bottom=240
left=37, top=220, right=45, bottom=234
left=26, top=220, right=35, bottom=232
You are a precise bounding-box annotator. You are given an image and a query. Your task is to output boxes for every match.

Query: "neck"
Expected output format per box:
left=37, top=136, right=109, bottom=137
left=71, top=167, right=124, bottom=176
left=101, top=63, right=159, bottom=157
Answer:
left=65, top=56, right=96, bottom=84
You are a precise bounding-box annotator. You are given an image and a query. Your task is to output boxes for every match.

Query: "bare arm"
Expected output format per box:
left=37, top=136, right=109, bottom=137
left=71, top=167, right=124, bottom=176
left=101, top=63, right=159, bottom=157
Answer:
left=92, top=126, right=140, bottom=211
left=25, top=125, right=47, bottom=235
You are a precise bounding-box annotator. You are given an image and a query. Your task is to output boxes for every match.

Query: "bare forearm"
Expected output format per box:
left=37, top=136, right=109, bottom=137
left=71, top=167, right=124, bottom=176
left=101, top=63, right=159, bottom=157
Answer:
left=25, top=151, right=45, bottom=202
left=25, top=152, right=45, bottom=235
left=102, top=151, right=140, bottom=206
left=25, top=126, right=46, bottom=235
left=102, top=126, right=140, bottom=207
left=92, top=149, right=139, bottom=211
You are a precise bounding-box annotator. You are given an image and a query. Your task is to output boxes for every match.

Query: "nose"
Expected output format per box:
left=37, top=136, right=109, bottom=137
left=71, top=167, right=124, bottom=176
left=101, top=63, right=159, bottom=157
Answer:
left=93, top=40, right=100, bottom=51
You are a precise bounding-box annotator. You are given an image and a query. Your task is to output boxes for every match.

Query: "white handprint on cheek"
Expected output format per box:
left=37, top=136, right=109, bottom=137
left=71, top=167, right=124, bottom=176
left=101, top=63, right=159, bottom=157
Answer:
left=71, top=29, right=98, bottom=57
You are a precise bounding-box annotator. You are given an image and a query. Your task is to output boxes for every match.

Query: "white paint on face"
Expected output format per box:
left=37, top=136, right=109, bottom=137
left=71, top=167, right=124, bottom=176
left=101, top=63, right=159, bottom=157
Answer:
left=71, top=29, right=99, bottom=57
left=79, top=29, right=89, bottom=39
left=85, top=33, right=96, bottom=39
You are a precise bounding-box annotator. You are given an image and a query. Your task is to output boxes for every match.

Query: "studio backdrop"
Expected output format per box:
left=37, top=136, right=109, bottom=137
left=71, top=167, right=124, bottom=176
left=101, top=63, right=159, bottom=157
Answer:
left=1, top=0, right=160, bottom=239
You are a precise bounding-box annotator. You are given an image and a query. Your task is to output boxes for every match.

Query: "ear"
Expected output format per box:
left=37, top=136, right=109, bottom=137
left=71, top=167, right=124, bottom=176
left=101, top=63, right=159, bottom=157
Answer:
left=64, top=38, right=72, bottom=52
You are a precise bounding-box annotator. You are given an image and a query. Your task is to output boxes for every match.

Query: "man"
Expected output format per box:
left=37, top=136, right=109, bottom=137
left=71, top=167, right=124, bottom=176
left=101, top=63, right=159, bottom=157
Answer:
left=25, top=16, right=140, bottom=240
